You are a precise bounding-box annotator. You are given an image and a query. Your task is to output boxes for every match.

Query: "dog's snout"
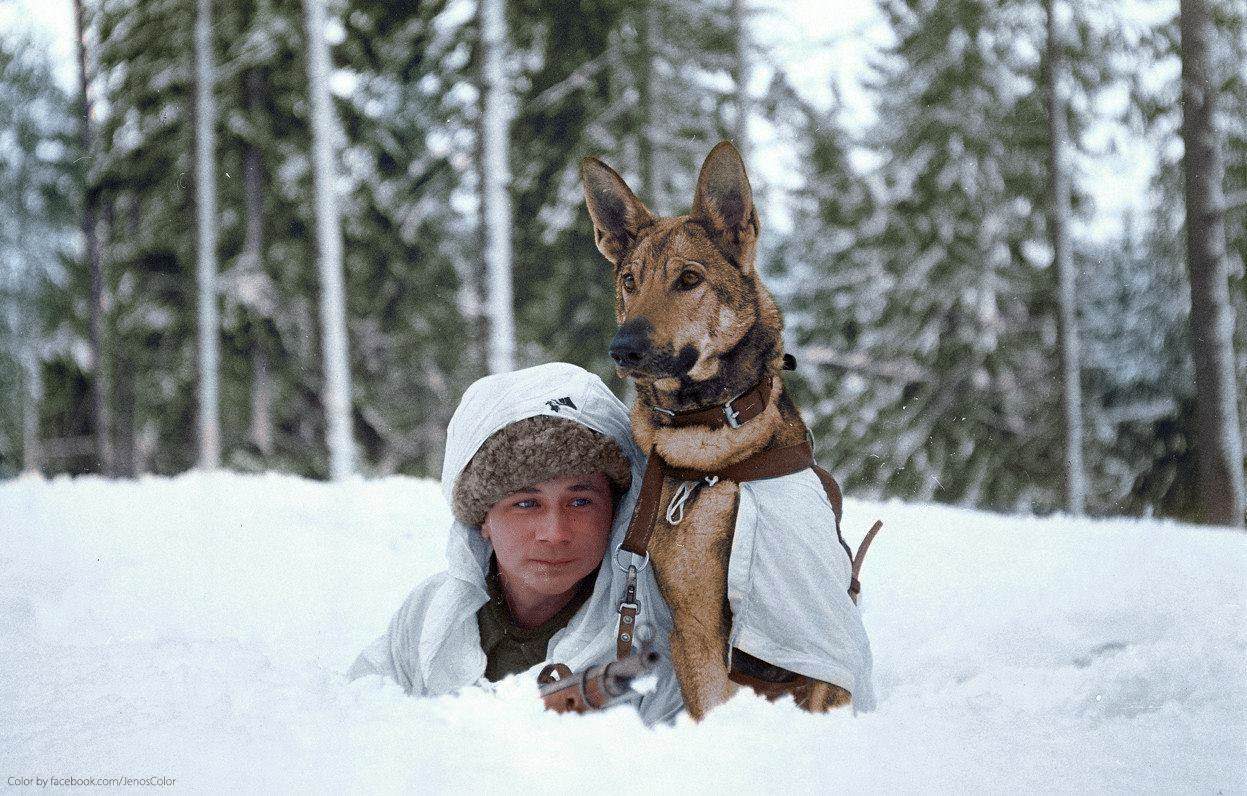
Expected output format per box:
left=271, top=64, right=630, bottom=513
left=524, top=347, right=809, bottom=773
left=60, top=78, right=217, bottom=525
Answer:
left=609, top=318, right=653, bottom=368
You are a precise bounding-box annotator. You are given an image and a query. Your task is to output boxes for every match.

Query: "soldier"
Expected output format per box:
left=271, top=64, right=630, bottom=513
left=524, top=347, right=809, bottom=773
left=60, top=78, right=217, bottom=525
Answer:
left=348, top=362, right=685, bottom=724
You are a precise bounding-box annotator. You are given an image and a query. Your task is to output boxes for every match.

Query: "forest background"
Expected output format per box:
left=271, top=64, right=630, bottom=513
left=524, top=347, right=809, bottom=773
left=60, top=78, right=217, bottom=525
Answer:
left=0, top=0, right=1244, bottom=525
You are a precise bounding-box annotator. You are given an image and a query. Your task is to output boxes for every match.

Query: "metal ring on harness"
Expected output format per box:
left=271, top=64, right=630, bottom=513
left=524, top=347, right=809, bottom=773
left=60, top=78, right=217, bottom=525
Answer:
left=614, top=544, right=650, bottom=573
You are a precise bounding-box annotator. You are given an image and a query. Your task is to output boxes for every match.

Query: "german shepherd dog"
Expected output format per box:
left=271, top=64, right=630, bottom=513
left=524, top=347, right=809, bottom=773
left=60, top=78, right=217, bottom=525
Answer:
left=580, top=141, right=852, bottom=718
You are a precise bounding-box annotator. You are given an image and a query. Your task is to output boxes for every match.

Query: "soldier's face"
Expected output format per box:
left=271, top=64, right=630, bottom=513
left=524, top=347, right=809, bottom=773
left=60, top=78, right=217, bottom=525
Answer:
left=481, top=472, right=614, bottom=608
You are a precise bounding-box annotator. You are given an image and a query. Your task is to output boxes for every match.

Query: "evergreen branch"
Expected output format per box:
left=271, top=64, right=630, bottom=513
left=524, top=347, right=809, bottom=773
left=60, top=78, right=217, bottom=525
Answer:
left=800, top=346, right=930, bottom=382
left=526, top=50, right=612, bottom=114
left=1098, top=398, right=1180, bottom=426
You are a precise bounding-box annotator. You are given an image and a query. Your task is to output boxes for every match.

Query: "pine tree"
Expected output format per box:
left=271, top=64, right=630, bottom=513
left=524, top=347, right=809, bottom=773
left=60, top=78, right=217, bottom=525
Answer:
left=194, top=0, right=223, bottom=468
left=74, top=0, right=115, bottom=475
left=1217, top=1, right=1246, bottom=514
left=1179, top=0, right=1245, bottom=526
left=89, top=0, right=198, bottom=475
left=303, top=0, right=357, bottom=480
left=1123, top=0, right=1246, bottom=522
left=215, top=0, right=327, bottom=476
left=845, top=0, right=1102, bottom=511
left=508, top=0, right=739, bottom=374
left=730, top=0, right=749, bottom=158
left=0, top=33, right=78, bottom=476
left=1044, top=0, right=1086, bottom=513
left=1227, top=18, right=1247, bottom=464
left=1080, top=216, right=1195, bottom=517
left=759, top=71, right=884, bottom=486
left=335, top=0, right=477, bottom=474
left=479, top=0, right=517, bottom=374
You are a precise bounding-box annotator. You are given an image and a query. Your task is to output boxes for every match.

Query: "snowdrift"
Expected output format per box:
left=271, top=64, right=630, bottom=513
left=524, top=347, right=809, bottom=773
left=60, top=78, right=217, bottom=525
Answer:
left=2, top=472, right=1243, bottom=791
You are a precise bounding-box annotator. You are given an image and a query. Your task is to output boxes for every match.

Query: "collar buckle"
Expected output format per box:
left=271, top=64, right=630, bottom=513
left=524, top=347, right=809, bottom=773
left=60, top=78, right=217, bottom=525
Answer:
left=723, top=399, right=742, bottom=429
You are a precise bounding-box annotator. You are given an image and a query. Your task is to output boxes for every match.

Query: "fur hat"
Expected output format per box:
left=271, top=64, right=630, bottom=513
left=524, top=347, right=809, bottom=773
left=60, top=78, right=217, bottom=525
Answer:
left=452, top=415, right=633, bottom=527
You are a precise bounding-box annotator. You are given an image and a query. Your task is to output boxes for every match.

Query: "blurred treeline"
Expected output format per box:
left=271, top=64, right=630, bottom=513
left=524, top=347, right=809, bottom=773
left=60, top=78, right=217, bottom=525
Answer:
left=0, top=0, right=1244, bottom=522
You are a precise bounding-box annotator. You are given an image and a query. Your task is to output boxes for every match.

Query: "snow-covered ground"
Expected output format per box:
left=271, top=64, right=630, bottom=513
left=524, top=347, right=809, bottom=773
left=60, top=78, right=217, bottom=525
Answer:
left=2, top=472, right=1244, bottom=791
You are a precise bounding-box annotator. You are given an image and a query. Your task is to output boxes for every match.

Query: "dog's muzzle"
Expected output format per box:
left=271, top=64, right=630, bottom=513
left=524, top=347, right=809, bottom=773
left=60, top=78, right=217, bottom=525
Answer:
left=609, top=318, right=653, bottom=370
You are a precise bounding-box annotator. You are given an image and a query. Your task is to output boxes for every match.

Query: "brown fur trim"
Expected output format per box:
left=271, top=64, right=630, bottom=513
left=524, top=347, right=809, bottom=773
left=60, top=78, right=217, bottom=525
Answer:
left=452, top=416, right=633, bottom=527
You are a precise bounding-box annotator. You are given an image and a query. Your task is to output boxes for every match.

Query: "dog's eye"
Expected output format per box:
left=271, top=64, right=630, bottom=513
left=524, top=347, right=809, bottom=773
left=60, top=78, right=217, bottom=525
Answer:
left=677, top=270, right=703, bottom=290
left=621, top=273, right=637, bottom=293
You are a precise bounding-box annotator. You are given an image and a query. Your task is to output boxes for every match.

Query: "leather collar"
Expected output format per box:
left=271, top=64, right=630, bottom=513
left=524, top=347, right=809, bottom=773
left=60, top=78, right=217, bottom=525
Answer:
left=650, top=375, right=774, bottom=430
left=646, top=354, right=796, bottom=430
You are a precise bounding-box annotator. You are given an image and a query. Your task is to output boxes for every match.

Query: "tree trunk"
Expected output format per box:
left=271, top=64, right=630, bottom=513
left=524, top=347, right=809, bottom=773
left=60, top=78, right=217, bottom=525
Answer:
left=730, top=0, right=749, bottom=162
left=1180, top=0, right=1246, bottom=526
left=469, top=8, right=491, bottom=377
left=243, top=67, right=274, bottom=455
left=250, top=344, right=274, bottom=456
left=20, top=344, right=42, bottom=474
left=637, top=2, right=658, bottom=208
left=195, top=0, right=222, bottom=469
left=1044, top=0, right=1086, bottom=515
left=73, top=0, right=113, bottom=476
left=479, top=0, right=516, bottom=374
left=303, top=0, right=357, bottom=479
left=113, top=354, right=136, bottom=476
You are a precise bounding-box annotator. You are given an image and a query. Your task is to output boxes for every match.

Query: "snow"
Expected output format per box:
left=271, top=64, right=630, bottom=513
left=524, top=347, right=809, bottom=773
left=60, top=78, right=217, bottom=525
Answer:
left=2, top=472, right=1244, bottom=790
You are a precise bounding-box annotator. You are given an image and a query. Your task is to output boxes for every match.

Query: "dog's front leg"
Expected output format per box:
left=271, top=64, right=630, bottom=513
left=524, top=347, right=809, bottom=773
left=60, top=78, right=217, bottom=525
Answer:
left=803, top=680, right=853, bottom=712
left=649, top=480, right=741, bottom=720
left=667, top=605, right=737, bottom=719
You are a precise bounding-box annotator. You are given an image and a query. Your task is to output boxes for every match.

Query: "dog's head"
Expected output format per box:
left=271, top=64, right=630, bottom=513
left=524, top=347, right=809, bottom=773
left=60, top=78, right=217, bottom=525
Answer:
left=581, top=142, right=780, bottom=401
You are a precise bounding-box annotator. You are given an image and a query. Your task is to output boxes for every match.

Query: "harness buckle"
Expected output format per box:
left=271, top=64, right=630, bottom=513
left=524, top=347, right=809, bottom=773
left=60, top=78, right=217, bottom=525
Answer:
left=614, top=545, right=650, bottom=572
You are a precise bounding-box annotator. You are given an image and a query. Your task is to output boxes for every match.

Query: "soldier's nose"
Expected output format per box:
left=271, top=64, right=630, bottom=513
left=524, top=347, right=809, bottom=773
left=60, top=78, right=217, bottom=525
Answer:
left=536, top=509, right=576, bottom=544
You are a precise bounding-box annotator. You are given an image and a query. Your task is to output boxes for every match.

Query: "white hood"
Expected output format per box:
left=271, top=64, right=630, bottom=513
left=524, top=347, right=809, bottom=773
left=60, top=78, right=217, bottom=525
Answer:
left=437, top=362, right=642, bottom=588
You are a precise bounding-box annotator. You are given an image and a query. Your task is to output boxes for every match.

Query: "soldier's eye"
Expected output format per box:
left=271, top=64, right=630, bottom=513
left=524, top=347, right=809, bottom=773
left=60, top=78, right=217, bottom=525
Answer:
left=621, top=273, right=637, bottom=293
left=677, top=270, right=703, bottom=290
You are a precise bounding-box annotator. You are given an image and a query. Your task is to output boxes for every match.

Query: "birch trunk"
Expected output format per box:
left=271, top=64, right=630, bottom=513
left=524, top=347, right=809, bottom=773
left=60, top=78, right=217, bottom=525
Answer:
left=731, top=0, right=749, bottom=162
left=470, top=7, right=491, bottom=376
left=243, top=67, right=274, bottom=455
left=1180, top=0, right=1246, bottom=526
left=479, top=0, right=516, bottom=374
left=251, top=345, right=274, bottom=456
left=73, top=0, right=113, bottom=476
left=1044, top=0, right=1086, bottom=515
left=304, top=0, right=356, bottom=479
left=195, top=0, right=222, bottom=469
left=637, top=2, right=658, bottom=207
left=20, top=344, right=42, bottom=474
left=113, top=354, right=136, bottom=476
left=471, top=112, right=490, bottom=375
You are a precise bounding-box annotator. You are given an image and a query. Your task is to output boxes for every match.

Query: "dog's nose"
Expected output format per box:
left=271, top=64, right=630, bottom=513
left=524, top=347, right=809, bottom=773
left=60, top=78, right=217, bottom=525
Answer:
left=609, top=319, right=652, bottom=369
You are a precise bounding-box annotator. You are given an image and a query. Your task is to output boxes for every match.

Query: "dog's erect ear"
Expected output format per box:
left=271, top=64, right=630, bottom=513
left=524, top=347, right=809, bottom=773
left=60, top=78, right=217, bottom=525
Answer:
left=581, top=157, right=654, bottom=266
left=691, top=141, right=759, bottom=272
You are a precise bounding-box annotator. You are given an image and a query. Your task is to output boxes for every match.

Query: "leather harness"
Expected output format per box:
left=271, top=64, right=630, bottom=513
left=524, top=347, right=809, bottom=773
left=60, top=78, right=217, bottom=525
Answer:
left=613, top=369, right=864, bottom=661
